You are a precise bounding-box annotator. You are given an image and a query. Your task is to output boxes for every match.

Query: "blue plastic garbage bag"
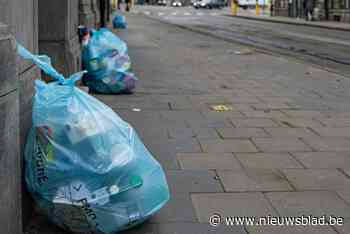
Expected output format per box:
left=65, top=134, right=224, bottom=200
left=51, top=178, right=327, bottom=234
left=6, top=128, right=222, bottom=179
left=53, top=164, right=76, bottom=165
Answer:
left=113, top=15, right=127, bottom=29
left=82, top=28, right=137, bottom=94
left=18, top=44, right=170, bottom=234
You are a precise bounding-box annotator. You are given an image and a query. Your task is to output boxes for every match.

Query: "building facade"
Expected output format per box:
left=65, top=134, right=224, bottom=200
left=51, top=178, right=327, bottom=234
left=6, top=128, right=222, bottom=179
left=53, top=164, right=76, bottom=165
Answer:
left=273, top=0, right=350, bottom=22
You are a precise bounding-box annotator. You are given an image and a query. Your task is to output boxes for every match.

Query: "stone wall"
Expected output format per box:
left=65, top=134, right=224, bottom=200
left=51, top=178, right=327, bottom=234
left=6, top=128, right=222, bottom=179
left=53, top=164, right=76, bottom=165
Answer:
left=0, top=0, right=39, bottom=232
left=38, top=0, right=81, bottom=78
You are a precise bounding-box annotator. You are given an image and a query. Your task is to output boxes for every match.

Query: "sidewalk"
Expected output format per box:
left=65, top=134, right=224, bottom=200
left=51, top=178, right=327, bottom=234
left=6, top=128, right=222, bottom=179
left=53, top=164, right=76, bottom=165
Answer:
left=27, top=10, right=350, bottom=234
left=226, top=9, right=350, bottom=31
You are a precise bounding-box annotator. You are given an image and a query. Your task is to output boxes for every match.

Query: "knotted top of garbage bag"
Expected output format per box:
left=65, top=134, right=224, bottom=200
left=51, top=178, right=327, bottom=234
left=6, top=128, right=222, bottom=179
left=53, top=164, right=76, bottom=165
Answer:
left=17, top=44, right=86, bottom=86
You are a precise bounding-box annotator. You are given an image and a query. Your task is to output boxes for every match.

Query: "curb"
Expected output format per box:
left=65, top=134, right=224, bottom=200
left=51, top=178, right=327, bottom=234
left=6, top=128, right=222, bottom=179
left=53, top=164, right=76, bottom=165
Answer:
left=225, top=14, right=350, bottom=32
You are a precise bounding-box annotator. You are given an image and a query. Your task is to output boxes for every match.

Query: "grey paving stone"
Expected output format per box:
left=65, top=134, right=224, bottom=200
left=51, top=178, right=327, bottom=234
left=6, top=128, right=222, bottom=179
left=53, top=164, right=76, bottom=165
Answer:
left=191, top=193, right=277, bottom=223
left=240, top=110, right=287, bottom=119
left=143, top=138, right=180, bottom=169
left=217, top=128, right=269, bottom=139
left=292, top=152, right=350, bottom=168
left=160, top=110, right=203, bottom=125
left=177, top=153, right=243, bottom=170
left=167, top=127, right=195, bottom=139
left=333, top=218, right=350, bottom=234
left=169, top=138, right=202, bottom=153
left=149, top=194, right=197, bottom=223
left=156, top=222, right=247, bottom=234
left=252, top=138, right=312, bottom=152
left=187, top=118, right=233, bottom=128
left=302, top=137, right=350, bottom=152
left=263, top=127, right=318, bottom=138
left=317, top=118, right=350, bottom=127
left=276, top=117, right=325, bottom=129
left=200, top=139, right=258, bottom=153
left=217, top=169, right=293, bottom=192
left=266, top=191, right=350, bottom=218
left=283, top=169, right=350, bottom=190
left=194, top=127, right=220, bottom=139
left=166, top=170, right=223, bottom=194
left=282, top=110, right=325, bottom=118
left=336, top=190, right=350, bottom=204
left=230, top=118, right=281, bottom=128
left=200, top=110, right=245, bottom=119
left=311, top=127, right=350, bottom=137
left=246, top=225, right=338, bottom=234
left=237, top=153, right=303, bottom=169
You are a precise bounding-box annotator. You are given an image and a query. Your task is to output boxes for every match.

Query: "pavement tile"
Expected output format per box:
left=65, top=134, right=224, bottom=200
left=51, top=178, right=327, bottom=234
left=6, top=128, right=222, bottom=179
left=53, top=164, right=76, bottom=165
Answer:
left=246, top=225, right=337, bottom=234
left=192, top=127, right=220, bottom=139
left=333, top=218, right=350, bottom=234
left=177, top=154, right=243, bottom=170
left=230, top=118, right=281, bottom=128
left=275, top=117, right=325, bottom=129
left=200, top=139, right=258, bottom=153
left=229, top=97, right=262, bottom=104
left=200, top=110, right=245, bottom=119
left=252, top=138, right=312, bottom=152
left=336, top=190, right=350, bottom=204
left=187, top=118, right=233, bottom=128
left=317, top=118, right=350, bottom=127
left=156, top=222, right=247, bottom=234
left=263, top=127, right=318, bottom=138
left=217, top=127, right=269, bottom=139
left=282, top=110, right=325, bottom=118
left=302, top=137, right=350, bottom=152
left=258, top=97, right=295, bottom=104
left=282, top=169, right=350, bottom=190
left=292, top=152, right=350, bottom=168
left=191, top=193, right=277, bottom=223
left=240, top=110, right=287, bottom=119
left=217, top=169, right=293, bottom=192
left=342, top=168, right=350, bottom=177
left=160, top=110, right=203, bottom=125
left=143, top=138, right=180, bottom=169
left=237, top=153, right=303, bottom=169
left=311, top=127, right=350, bottom=137
left=121, top=221, right=158, bottom=234
left=251, top=103, right=293, bottom=110
left=169, top=138, right=202, bottom=153
left=149, top=194, right=197, bottom=223
left=232, top=104, right=255, bottom=111
left=167, top=127, right=195, bottom=139
left=165, top=170, right=223, bottom=194
left=266, top=191, right=350, bottom=218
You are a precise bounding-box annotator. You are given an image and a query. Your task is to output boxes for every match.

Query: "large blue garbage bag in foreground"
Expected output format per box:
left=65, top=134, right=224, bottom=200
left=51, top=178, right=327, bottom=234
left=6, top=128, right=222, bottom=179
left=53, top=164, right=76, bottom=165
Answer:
left=82, top=28, right=137, bottom=94
left=18, top=45, right=169, bottom=234
left=113, top=15, right=127, bottom=29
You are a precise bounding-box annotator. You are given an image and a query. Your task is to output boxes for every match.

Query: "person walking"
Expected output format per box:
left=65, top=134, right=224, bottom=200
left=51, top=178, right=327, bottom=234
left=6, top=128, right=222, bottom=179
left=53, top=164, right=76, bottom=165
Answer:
left=304, top=0, right=314, bottom=21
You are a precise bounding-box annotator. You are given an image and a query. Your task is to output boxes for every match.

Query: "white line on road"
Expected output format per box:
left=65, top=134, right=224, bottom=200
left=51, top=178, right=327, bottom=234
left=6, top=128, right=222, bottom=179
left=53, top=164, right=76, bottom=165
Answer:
left=196, top=12, right=204, bottom=16
left=158, top=12, right=165, bottom=16
left=171, top=12, right=178, bottom=15
left=144, top=11, right=151, bottom=15
left=184, top=12, right=191, bottom=16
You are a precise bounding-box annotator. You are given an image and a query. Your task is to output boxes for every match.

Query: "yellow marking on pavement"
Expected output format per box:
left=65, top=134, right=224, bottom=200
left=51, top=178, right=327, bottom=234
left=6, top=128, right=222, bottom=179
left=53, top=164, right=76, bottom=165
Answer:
left=211, top=104, right=234, bottom=112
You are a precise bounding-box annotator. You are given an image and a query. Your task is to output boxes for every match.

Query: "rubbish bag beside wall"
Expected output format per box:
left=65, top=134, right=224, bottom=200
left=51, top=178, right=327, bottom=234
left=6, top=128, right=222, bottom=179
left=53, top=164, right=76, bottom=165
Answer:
left=113, top=15, right=127, bottom=29
left=18, top=44, right=169, bottom=234
left=82, top=28, right=137, bottom=94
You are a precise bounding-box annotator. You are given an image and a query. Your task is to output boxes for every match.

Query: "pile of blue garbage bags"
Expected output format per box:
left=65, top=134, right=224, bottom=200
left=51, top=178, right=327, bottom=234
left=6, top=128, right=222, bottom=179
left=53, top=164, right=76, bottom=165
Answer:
left=17, top=20, right=169, bottom=234
left=81, top=25, right=137, bottom=94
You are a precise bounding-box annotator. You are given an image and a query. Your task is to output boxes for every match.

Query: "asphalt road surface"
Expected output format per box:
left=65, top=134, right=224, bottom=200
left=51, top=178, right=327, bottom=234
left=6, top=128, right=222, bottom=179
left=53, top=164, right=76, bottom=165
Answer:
left=134, top=6, right=350, bottom=76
